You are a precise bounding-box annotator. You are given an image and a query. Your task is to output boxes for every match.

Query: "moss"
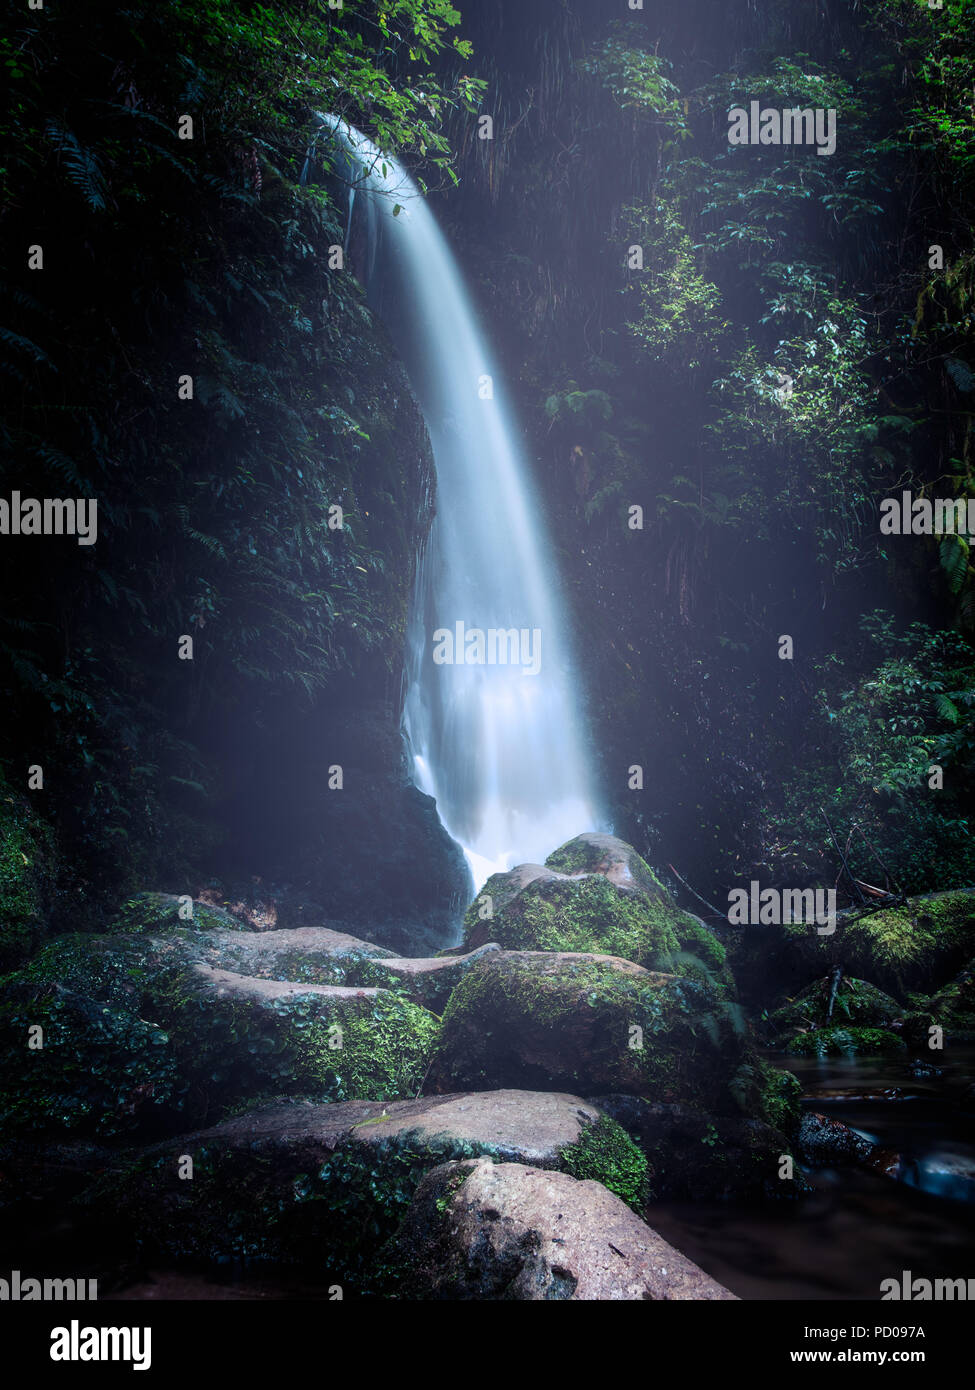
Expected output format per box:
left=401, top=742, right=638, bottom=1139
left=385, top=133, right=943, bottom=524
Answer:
left=0, top=929, right=440, bottom=1137
left=543, top=841, right=593, bottom=875
left=924, top=959, right=975, bottom=1036
left=841, top=890, right=975, bottom=996
left=543, top=835, right=668, bottom=902
left=104, top=1127, right=505, bottom=1292
left=109, top=892, right=249, bottom=936
left=462, top=837, right=733, bottom=985
left=295, top=994, right=440, bottom=1101
left=463, top=872, right=683, bottom=969
left=430, top=953, right=748, bottom=1111
left=674, top=920, right=726, bottom=973
left=730, top=1059, right=802, bottom=1137
left=765, top=975, right=901, bottom=1039
left=0, top=976, right=183, bottom=1138
left=558, top=1115, right=649, bottom=1209
left=671, top=919, right=736, bottom=997
left=784, top=1026, right=908, bottom=1058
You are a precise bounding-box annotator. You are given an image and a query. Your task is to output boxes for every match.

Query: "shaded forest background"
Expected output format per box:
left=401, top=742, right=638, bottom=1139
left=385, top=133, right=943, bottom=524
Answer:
left=1, top=0, right=973, bottom=967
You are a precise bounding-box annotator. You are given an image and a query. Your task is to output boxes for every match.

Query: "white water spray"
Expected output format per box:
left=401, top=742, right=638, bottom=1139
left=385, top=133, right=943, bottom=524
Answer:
left=322, top=118, right=601, bottom=890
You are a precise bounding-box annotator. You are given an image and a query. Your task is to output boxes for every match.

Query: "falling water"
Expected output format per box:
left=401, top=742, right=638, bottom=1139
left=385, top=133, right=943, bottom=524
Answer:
left=320, top=117, right=601, bottom=890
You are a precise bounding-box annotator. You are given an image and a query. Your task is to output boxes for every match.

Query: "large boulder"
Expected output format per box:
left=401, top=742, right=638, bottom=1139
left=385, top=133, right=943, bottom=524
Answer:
left=463, top=834, right=730, bottom=988
left=379, top=1157, right=737, bottom=1300
left=840, top=891, right=975, bottom=997
left=924, top=958, right=975, bottom=1040
left=426, top=949, right=748, bottom=1112
left=0, top=924, right=439, bottom=1138
left=798, top=1112, right=900, bottom=1180
left=85, top=1091, right=645, bottom=1285
left=729, top=890, right=975, bottom=1006
left=764, top=974, right=903, bottom=1043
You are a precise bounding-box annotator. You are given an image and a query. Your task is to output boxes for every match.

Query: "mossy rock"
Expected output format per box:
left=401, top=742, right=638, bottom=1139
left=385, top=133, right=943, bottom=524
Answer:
left=765, top=975, right=902, bottom=1041
left=728, top=1058, right=802, bottom=1137
left=917, top=959, right=975, bottom=1040
left=597, top=1094, right=800, bottom=1202
left=426, top=949, right=748, bottom=1113
left=84, top=1091, right=641, bottom=1287
left=0, top=930, right=438, bottom=1138
left=544, top=832, right=672, bottom=900
left=840, top=891, right=975, bottom=997
left=726, top=889, right=975, bottom=1007
left=109, top=892, right=255, bottom=936
left=463, top=833, right=728, bottom=985
left=782, top=1026, right=908, bottom=1058
left=376, top=1156, right=737, bottom=1301
left=0, top=781, right=59, bottom=972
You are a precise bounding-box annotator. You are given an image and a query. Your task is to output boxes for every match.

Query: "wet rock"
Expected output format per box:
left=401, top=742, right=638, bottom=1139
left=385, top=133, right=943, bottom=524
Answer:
left=798, top=1111, right=876, bottom=1165
left=923, top=958, right=975, bottom=1040
left=380, top=1157, right=738, bottom=1300
left=841, top=891, right=975, bottom=997
left=87, top=1091, right=644, bottom=1279
left=764, top=975, right=902, bottom=1042
left=463, top=833, right=730, bottom=988
left=425, top=949, right=748, bottom=1111
left=908, top=1058, right=943, bottom=1078
left=0, top=928, right=439, bottom=1138
left=798, top=1112, right=902, bottom=1181
left=906, top=1149, right=975, bottom=1203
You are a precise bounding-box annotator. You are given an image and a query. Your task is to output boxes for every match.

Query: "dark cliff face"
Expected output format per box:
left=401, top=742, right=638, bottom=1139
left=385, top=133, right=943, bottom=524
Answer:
left=204, top=282, right=473, bottom=952
left=0, top=3, right=472, bottom=952
left=206, top=289, right=473, bottom=950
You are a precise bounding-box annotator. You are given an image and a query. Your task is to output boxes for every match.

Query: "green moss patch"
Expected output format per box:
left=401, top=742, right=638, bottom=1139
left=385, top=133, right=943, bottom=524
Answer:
left=0, top=782, right=58, bottom=971
left=558, top=1114, right=649, bottom=1209
left=0, top=931, right=439, bottom=1138
left=840, top=891, right=975, bottom=997
left=766, top=975, right=902, bottom=1040
left=428, top=951, right=748, bottom=1112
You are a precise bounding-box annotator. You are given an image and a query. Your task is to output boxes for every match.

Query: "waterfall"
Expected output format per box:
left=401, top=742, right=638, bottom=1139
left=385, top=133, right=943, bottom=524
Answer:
left=321, top=117, right=601, bottom=891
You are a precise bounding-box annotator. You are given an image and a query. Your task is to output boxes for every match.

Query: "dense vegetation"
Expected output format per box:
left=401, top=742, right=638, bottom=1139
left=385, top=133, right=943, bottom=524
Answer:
left=0, top=0, right=971, bottom=957
left=0, top=0, right=478, bottom=945
left=440, top=0, right=975, bottom=902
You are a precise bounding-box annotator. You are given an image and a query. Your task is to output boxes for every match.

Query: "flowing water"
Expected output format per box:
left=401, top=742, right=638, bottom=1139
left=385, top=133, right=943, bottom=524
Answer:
left=647, top=1047, right=975, bottom=1299
left=318, top=118, right=601, bottom=890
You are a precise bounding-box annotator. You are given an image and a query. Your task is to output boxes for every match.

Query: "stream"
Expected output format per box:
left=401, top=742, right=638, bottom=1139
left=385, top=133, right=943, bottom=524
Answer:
left=647, top=1046, right=975, bottom=1300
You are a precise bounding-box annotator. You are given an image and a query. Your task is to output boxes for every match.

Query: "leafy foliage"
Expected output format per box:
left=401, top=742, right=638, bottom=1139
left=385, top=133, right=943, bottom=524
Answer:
left=0, top=0, right=477, bottom=919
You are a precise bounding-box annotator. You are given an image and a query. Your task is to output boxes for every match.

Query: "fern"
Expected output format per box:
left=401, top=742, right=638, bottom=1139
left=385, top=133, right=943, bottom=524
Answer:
left=940, top=535, right=969, bottom=595
left=46, top=122, right=108, bottom=212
